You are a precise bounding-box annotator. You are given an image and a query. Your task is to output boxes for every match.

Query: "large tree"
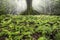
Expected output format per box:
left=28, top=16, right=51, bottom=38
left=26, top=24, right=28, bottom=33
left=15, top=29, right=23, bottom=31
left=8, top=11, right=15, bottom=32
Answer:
left=26, top=0, right=32, bottom=15
left=22, top=0, right=39, bottom=15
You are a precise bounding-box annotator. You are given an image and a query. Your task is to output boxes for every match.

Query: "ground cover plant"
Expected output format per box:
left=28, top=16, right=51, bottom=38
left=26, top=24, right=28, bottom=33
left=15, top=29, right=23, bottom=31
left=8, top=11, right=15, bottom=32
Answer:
left=0, top=14, right=60, bottom=40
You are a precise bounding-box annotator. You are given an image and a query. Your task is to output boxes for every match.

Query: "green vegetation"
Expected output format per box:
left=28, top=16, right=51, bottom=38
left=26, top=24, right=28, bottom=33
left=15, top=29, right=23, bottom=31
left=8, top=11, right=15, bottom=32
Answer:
left=0, top=14, right=60, bottom=40
left=0, top=0, right=60, bottom=40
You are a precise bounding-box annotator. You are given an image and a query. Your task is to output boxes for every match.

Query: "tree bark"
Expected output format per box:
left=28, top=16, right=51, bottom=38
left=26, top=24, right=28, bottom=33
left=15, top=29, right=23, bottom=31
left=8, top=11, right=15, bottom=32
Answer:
left=26, top=0, right=32, bottom=15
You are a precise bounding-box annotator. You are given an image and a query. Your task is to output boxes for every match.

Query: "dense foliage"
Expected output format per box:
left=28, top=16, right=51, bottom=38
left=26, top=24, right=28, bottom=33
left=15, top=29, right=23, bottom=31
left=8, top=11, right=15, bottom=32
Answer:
left=0, top=14, right=60, bottom=40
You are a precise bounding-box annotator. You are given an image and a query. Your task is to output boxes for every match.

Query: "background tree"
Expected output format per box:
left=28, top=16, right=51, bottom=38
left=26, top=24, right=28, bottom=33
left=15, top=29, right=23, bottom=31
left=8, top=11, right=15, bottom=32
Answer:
left=53, top=0, right=60, bottom=15
left=22, top=0, right=39, bottom=15
left=22, top=0, right=33, bottom=15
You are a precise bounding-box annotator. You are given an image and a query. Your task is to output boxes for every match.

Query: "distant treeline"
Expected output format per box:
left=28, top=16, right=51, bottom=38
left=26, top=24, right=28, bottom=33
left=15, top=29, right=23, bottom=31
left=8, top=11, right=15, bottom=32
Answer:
left=0, top=0, right=60, bottom=15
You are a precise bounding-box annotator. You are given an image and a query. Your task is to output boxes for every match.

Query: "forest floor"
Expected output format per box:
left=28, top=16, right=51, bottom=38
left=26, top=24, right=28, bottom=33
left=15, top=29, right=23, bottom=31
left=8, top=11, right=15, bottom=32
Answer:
left=0, top=14, right=60, bottom=40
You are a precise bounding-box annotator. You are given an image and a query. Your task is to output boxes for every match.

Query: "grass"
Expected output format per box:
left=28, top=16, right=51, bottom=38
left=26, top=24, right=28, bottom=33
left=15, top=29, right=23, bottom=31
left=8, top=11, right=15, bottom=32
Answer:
left=0, top=14, right=60, bottom=40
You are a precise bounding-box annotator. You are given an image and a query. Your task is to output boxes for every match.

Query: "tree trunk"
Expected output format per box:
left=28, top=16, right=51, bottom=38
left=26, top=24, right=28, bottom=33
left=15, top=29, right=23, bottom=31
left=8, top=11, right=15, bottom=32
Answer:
left=22, top=0, right=39, bottom=15
left=26, top=0, right=32, bottom=15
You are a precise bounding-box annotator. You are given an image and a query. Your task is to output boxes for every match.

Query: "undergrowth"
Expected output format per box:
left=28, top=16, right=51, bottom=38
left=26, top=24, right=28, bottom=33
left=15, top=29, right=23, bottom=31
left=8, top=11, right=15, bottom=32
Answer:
left=0, top=14, right=60, bottom=40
